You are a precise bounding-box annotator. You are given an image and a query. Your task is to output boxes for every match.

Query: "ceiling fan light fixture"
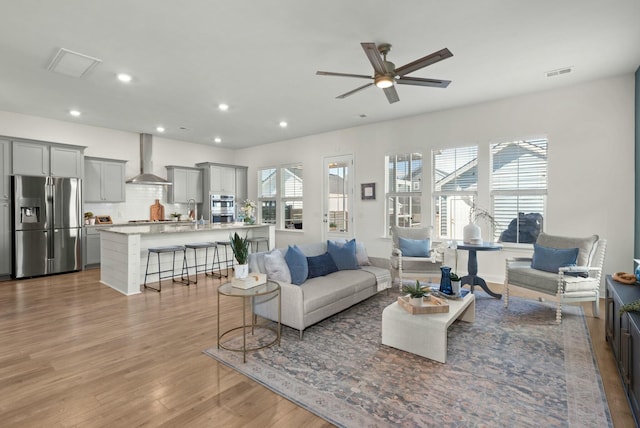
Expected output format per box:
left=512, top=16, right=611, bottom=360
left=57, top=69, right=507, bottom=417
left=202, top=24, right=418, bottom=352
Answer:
left=375, top=75, right=394, bottom=89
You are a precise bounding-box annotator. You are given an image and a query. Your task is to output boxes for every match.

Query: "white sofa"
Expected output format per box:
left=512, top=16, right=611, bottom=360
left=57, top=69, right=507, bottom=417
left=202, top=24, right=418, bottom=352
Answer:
left=249, top=241, right=392, bottom=339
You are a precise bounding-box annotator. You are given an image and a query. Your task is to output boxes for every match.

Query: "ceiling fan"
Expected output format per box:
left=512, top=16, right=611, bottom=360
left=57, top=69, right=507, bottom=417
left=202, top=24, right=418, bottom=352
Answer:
left=316, top=42, right=453, bottom=104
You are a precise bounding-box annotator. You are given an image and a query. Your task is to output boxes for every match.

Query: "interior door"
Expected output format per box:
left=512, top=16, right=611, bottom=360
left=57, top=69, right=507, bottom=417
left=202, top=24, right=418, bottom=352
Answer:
left=323, top=155, right=354, bottom=242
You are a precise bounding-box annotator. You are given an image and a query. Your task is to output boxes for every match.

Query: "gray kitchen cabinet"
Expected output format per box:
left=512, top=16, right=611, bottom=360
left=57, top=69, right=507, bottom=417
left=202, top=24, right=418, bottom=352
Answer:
left=0, top=200, right=10, bottom=277
left=0, top=139, right=9, bottom=200
left=12, top=140, right=84, bottom=177
left=84, top=157, right=126, bottom=202
left=12, top=140, right=49, bottom=176
left=50, top=145, right=83, bottom=177
left=235, top=166, right=248, bottom=205
left=83, top=227, right=101, bottom=268
left=197, top=162, right=241, bottom=196
left=166, top=166, right=203, bottom=203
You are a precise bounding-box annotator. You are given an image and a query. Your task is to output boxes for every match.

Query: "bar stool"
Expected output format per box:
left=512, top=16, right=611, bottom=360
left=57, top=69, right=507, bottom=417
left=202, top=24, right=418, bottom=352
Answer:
left=247, top=236, right=269, bottom=253
left=213, top=240, right=234, bottom=278
left=144, top=245, right=187, bottom=292
left=182, top=242, right=217, bottom=285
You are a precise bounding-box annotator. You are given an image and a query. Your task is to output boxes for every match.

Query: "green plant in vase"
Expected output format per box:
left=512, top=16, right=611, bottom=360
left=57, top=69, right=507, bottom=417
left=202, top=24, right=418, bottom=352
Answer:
left=229, top=232, right=249, bottom=278
left=402, top=280, right=430, bottom=306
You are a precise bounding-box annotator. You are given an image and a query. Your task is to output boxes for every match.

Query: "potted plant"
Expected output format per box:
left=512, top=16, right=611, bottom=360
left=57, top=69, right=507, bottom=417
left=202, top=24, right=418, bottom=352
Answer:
left=229, top=232, right=249, bottom=278
left=84, top=211, right=95, bottom=225
left=402, top=280, right=430, bottom=306
left=170, top=212, right=182, bottom=221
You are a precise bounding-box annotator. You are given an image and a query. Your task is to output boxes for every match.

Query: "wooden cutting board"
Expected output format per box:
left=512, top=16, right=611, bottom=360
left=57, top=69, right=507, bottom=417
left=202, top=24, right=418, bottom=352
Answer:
left=150, top=199, right=165, bottom=221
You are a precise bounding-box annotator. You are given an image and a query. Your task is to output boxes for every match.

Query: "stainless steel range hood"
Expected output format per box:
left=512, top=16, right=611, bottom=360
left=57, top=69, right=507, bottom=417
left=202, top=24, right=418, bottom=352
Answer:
left=126, top=133, right=172, bottom=185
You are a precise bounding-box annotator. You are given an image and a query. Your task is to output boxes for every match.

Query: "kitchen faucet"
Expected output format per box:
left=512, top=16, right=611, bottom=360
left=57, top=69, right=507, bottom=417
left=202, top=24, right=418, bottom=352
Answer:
left=187, top=198, right=197, bottom=222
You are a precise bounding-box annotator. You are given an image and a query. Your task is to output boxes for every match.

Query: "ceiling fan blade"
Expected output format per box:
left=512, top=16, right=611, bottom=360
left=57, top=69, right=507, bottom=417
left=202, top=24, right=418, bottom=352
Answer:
left=316, top=71, right=373, bottom=80
left=361, top=42, right=386, bottom=75
left=336, top=82, right=374, bottom=99
left=383, top=86, right=400, bottom=104
left=395, top=48, right=453, bottom=77
left=396, top=76, right=451, bottom=88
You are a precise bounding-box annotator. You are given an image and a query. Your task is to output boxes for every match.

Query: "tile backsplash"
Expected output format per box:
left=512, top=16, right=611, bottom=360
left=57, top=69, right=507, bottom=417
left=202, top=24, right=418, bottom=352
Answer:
left=84, top=184, right=190, bottom=223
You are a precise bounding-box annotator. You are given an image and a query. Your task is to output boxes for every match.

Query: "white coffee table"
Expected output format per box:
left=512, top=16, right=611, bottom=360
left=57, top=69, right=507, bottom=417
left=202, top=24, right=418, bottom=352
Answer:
left=381, top=292, right=475, bottom=363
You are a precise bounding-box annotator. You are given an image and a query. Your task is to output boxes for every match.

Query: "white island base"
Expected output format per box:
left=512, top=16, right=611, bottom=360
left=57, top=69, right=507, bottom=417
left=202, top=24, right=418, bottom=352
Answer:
left=99, top=224, right=274, bottom=296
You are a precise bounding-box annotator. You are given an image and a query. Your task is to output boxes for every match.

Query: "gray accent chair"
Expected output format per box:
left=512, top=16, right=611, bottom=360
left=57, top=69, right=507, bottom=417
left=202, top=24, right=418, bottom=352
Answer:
left=390, top=225, right=443, bottom=290
left=504, top=233, right=606, bottom=323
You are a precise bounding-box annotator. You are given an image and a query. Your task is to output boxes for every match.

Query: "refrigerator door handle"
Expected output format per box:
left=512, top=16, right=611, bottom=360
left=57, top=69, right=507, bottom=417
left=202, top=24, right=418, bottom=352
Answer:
left=48, top=179, right=54, bottom=260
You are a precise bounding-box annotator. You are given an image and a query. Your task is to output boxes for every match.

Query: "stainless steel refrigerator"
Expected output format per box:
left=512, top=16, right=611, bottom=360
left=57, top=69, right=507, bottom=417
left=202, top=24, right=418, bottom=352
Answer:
left=12, top=175, right=82, bottom=278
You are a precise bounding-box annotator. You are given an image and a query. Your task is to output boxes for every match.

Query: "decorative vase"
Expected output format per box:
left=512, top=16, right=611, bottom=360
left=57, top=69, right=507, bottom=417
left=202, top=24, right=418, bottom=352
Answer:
left=451, top=280, right=461, bottom=297
left=410, top=297, right=423, bottom=307
left=235, top=263, right=249, bottom=279
left=440, top=266, right=453, bottom=295
left=89, top=218, right=96, bottom=225
left=244, top=216, right=255, bottom=225
left=635, top=264, right=640, bottom=282
left=463, top=222, right=481, bottom=244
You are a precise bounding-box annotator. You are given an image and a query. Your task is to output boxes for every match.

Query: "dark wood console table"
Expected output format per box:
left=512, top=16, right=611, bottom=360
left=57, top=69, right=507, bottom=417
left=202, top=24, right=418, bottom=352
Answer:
left=606, top=275, right=640, bottom=425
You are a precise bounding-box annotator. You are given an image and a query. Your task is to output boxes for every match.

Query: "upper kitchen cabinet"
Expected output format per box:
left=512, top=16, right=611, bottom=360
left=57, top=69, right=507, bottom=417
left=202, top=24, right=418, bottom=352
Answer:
left=166, top=166, right=203, bottom=203
left=84, top=157, right=126, bottom=202
left=12, top=140, right=84, bottom=178
left=0, top=139, right=9, bottom=200
left=197, top=162, right=239, bottom=196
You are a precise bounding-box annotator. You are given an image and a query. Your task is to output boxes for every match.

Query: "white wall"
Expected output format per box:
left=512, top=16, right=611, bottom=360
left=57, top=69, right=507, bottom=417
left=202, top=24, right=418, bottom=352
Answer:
left=237, top=74, right=635, bottom=284
left=0, top=110, right=236, bottom=221
left=1, top=74, right=634, bottom=283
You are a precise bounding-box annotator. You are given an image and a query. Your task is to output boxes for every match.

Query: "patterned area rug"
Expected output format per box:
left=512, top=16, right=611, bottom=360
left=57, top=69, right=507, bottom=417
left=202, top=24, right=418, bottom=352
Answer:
left=204, top=290, right=611, bottom=427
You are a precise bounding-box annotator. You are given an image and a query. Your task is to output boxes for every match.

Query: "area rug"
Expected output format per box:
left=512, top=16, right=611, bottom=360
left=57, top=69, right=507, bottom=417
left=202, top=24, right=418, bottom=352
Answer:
left=204, top=290, right=612, bottom=427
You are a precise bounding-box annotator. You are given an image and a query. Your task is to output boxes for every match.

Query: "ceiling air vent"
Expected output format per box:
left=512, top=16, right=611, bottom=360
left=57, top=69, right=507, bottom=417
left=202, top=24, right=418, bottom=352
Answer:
left=47, top=48, right=102, bottom=78
left=545, top=67, right=573, bottom=78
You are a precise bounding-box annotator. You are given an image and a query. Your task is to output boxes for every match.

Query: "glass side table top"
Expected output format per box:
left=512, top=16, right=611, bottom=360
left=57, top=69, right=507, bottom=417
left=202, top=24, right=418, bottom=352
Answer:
left=218, top=280, right=279, bottom=297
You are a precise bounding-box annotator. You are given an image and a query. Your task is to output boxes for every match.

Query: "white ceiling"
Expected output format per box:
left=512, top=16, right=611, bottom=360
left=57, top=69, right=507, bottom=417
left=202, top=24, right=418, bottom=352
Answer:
left=1, top=1, right=639, bottom=149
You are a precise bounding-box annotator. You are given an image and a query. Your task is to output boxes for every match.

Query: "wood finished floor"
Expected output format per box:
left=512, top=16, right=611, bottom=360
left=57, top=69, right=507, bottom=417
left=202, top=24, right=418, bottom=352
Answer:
left=0, top=270, right=634, bottom=427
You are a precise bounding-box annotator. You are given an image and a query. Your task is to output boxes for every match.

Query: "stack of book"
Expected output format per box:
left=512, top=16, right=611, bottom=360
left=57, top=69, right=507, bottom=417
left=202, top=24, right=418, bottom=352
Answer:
left=231, top=273, right=267, bottom=289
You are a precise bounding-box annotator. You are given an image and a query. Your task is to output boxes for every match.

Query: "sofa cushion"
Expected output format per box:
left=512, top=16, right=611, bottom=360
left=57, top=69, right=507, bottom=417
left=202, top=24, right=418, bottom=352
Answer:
left=531, top=244, right=579, bottom=273
left=302, top=270, right=376, bottom=313
left=536, top=232, right=598, bottom=267
left=329, top=239, right=371, bottom=266
left=285, top=245, right=308, bottom=285
left=307, top=252, right=339, bottom=279
left=399, top=237, right=431, bottom=257
left=327, top=239, right=360, bottom=270
left=264, top=250, right=292, bottom=283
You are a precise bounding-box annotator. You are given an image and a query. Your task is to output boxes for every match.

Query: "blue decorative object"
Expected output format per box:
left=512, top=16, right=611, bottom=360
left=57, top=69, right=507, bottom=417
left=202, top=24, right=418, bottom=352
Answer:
left=635, top=263, right=640, bottom=282
left=327, top=239, right=360, bottom=270
left=285, top=245, right=308, bottom=285
left=440, top=266, right=453, bottom=295
left=398, top=237, right=431, bottom=257
left=531, top=243, right=579, bottom=273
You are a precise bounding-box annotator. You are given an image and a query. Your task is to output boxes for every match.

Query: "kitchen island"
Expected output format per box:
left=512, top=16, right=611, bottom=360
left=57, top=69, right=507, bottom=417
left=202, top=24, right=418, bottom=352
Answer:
left=99, top=223, right=275, bottom=295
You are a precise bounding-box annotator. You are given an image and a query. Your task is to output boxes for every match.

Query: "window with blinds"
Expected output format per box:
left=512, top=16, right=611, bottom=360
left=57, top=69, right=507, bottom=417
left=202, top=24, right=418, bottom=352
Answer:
left=386, top=153, right=422, bottom=230
left=257, top=164, right=303, bottom=229
left=432, top=146, right=478, bottom=239
left=490, top=139, right=547, bottom=243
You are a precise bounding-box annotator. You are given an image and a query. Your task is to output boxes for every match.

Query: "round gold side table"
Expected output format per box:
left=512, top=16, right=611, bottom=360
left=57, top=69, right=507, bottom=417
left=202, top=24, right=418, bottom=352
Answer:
left=217, top=280, right=281, bottom=363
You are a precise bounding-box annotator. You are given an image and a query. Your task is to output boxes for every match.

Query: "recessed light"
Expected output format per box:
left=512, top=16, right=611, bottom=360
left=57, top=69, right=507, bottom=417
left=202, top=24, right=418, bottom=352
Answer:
left=214, top=137, right=222, bottom=144
left=117, top=73, right=132, bottom=83
left=156, top=126, right=165, bottom=132
left=218, top=103, right=229, bottom=111
left=69, top=110, right=81, bottom=117
left=279, top=121, right=288, bottom=128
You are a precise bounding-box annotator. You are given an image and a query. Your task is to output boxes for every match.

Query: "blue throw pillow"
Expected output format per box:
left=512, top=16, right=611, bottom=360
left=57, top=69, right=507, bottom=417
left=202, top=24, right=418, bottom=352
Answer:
left=398, top=237, right=431, bottom=257
left=285, top=245, right=308, bottom=285
left=307, top=252, right=339, bottom=279
left=531, top=243, right=579, bottom=273
left=327, top=239, right=360, bottom=270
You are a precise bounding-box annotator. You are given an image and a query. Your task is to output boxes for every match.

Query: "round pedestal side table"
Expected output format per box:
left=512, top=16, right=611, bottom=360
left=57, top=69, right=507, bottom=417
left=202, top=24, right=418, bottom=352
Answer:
left=217, top=280, right=281, bottom=363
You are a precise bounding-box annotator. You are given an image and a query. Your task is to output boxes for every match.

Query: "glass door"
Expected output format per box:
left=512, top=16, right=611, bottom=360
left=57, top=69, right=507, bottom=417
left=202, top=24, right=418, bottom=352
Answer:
left=323, top=154, right=354, bottom=242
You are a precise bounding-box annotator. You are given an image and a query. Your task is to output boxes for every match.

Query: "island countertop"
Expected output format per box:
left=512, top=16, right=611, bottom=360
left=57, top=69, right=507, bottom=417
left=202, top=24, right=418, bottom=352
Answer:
left=99, top=223, right=274, bottom=296
left=99, top=222, right=268, bottom=235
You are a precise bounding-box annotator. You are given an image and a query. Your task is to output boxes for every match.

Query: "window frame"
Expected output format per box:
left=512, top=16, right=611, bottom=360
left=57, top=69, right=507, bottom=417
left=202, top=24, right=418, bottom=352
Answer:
left=385, top=152, right=423, bottom=234
left=257, top=163, right=303, bottom=230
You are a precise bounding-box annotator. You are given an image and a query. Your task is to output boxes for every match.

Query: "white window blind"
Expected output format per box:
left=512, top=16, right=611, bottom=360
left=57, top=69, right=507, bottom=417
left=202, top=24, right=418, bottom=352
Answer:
left=433, top=146, right=478, bottom=239
left=490, top=139, right=547, bottom=243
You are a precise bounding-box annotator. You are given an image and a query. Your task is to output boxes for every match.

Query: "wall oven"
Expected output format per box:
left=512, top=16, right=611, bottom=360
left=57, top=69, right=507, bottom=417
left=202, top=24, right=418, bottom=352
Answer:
left=210, top=194, right=234, bottom=223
